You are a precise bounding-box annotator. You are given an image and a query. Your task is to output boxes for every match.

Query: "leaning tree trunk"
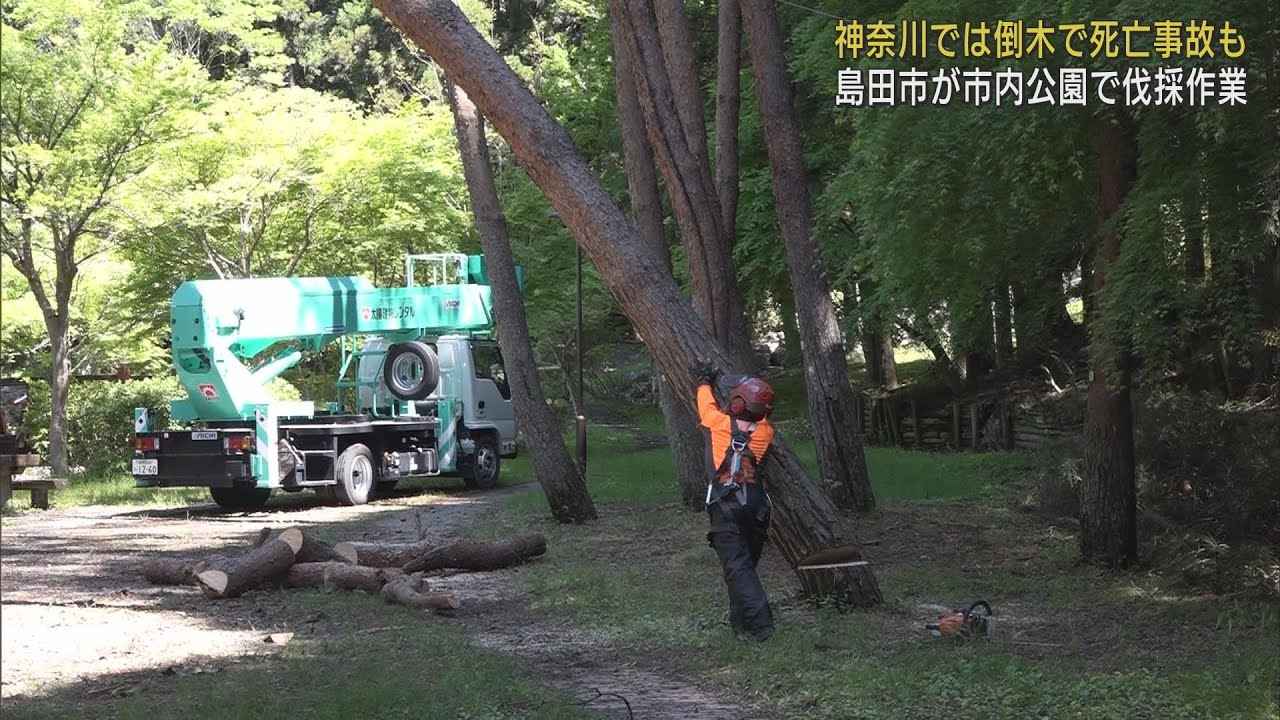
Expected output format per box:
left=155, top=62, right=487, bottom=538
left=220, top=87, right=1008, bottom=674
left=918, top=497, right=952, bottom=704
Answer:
left=609, top=4, right=707, bottom=510
left=443, top=77, right=596, bottom=524
left=374, top=0, right=881, bottom=605
left=740, top=0, right=875, bottom=511
left=1080, top=116, right=1138, bottom=568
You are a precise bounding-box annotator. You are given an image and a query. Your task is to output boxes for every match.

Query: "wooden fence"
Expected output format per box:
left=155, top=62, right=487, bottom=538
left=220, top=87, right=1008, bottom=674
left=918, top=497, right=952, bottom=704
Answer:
left=853, top=389, right=1083, bottom=452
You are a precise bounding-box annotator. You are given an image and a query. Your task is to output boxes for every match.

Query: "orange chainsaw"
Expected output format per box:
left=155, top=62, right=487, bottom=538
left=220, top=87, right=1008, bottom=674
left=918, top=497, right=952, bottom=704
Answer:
left=926, top=600, right=993, bottom=639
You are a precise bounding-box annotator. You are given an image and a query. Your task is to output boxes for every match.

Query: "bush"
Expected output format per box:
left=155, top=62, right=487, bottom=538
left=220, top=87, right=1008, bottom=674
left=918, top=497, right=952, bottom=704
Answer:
left=66, top=377, right=185, bottom=474
left=1134, top=390, right=1280, bottom=543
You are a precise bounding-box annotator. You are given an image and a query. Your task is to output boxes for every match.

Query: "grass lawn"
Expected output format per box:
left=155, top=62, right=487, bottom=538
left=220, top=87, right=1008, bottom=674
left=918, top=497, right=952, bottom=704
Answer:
left=488, top=422, right=1280, bottom=720
left=2, top=472, right=211, bottom=513
left=5, top=591, right=597, bottom=720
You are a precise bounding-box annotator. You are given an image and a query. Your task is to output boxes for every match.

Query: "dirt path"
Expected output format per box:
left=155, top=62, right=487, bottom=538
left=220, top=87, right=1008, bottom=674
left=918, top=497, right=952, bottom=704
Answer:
left=1, top=486, right=754, bottom=719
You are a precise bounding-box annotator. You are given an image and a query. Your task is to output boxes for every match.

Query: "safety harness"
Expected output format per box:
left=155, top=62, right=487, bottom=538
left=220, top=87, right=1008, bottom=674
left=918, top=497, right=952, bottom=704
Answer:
left=705, top=423, right=757, bottom=508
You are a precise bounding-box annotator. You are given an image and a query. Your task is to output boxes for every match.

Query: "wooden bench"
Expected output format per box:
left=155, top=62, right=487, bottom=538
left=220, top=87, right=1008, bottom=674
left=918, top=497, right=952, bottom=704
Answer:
left=1, top=453, right=59, bottom=510
left=8, top=476, right=69, bottom=509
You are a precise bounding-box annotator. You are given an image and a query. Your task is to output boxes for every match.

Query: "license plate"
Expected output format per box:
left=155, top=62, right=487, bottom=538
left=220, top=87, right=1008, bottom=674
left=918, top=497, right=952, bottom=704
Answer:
left=191, top=431, right=217, bottom=441
left=132, top=459, right=158, bottom=475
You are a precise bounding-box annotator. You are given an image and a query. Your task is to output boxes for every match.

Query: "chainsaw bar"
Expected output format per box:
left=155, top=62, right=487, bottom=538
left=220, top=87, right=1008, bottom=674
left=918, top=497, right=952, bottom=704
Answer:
left=797, top=560, right=870, bottom=570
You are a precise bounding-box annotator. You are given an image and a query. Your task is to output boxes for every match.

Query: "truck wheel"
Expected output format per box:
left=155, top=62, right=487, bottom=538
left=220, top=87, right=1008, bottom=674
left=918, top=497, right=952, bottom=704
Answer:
left=335, top=443, right=376, bottom=506
left=210, top=486, right=271, bottom=511
left=383, top=341, right=440, bottom=401
left=462, top=435, right=500, bottom=490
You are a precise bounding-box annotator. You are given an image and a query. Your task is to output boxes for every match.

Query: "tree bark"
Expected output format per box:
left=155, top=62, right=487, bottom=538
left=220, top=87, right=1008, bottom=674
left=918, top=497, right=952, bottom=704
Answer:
left=401, top=533, right=547, bottom=573
left=196, top=527, right=303, bottom=598
left=285, top=562, right=405, bottom=592
left=140, top=558, right=200, bottom=586
left=374, top=0, right=881, bottom=605
left=610, top=3, right=707, bottom=510
left=739, top=0, right=875, bottom=512
left=443, top=77, right=597, bottom=524
left=295, top=531, right=357, bottom=564
left=334, top=539, right=434, bottom=568
left=715, top=0, right=741, bottom=247
left=777, top=282, right=802, bottom=367
left=1080, top=116, right=1138, bottom=568
left=616, top=0, right=753, bottom=364
left=47, top=326, right=72, bottom=475
left=382, top=576, right=460, bottom=610
left=857, top=279, right=897, bottom=388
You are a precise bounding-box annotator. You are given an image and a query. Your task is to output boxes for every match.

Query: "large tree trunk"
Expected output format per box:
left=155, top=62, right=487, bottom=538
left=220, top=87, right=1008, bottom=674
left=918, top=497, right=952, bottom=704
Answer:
left=443, top=78, right=597, bottom=524
left=46, top=325, right=72, bottom=475
left=616, top=0, right=753, bottom=364
left=739, top=0, right=874, bottom=512
left=776, top=282, right=802, bottom=367
left=1080, top=117, right=1138, bottom=568
left=857, top=278, right=897, bottom=389
left=609, top=7, right=707, bottom=510
left=374, top=0, right=881, bottom=605
left=715, top=0, right=741, bottom=247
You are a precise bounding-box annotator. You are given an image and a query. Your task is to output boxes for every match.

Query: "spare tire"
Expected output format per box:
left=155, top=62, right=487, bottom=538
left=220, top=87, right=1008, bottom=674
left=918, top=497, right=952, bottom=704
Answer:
left=383, top=341, right=440, bottom=401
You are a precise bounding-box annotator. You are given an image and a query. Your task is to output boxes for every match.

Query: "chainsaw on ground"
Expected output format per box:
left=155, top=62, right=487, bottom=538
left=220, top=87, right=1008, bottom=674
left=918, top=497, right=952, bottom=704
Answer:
left=926, top=600, right=994, bottom=639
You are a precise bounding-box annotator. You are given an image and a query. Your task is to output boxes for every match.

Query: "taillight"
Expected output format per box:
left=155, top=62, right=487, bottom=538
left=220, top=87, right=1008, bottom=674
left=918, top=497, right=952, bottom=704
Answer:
left=224, top=435, right=254, bottom=453
left=134, top=436, right=160, bottom=452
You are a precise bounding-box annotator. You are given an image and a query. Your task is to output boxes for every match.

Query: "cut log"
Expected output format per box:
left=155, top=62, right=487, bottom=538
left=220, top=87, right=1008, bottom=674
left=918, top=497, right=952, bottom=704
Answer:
left=335, top=539, right=434, bottom=568
left=197, top=527, right=303, bottom=599
left=296, top=531, right=357, bottom=564
left=381, top=576, right=459, bottom=611
left=285, top=562, right=405, bottom=593
left=139, top=558, right=199, bottom=586
left=402, top=533, right=546, bottom=573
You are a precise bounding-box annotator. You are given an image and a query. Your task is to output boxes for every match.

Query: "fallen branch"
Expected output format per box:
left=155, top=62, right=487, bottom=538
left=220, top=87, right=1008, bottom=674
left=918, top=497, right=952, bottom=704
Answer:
left=296, top=531, right=357, bottom=564
left=197, top=527, right=303, bottom=599
left=285, top=562, right=406, bottom=593
left=402, top=533, right=546, bottom=573
left=381, top=575, right=459, bottom=611
left=333, top=539, right=434, bottom=568
left=139, top=558, right=199, bottom=586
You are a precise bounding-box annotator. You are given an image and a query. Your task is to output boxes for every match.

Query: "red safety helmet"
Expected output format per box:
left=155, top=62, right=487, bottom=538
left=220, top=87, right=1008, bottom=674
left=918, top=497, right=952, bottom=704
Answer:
left=728, top=377, right=774, bottom=422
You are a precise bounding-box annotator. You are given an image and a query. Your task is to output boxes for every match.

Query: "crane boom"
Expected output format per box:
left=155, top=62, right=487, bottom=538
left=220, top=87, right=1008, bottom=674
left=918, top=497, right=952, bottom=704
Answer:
left=169, top=254, right=495, bottom=421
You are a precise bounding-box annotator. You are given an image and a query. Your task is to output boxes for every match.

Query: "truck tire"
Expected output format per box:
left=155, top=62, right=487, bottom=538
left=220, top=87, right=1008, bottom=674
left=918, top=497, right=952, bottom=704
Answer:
left=462, top=435, right=501, bottom=490
left=210, top=486, right=271, bottom=511
left=383, top=342, right=440, bottom=401
left=334, top=443, right=376, bottom=506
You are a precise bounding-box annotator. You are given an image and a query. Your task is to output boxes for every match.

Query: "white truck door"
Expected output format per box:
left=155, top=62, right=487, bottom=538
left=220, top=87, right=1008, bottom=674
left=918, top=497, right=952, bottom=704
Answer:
left=463, top=341, right=517, bottom=456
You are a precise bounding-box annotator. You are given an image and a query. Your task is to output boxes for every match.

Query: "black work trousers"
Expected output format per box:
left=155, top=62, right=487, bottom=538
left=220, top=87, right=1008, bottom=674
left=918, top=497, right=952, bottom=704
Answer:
left=707, top=482, right=774, bottom=640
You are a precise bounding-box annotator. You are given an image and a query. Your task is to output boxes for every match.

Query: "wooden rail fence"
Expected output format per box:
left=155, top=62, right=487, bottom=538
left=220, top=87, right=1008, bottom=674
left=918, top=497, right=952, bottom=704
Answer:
left=852, top=390, right=1082, bottom=452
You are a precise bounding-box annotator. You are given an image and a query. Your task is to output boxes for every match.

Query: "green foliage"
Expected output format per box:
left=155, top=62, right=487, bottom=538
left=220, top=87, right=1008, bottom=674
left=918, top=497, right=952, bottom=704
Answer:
left=1134, top=390, right=1280, bottom=542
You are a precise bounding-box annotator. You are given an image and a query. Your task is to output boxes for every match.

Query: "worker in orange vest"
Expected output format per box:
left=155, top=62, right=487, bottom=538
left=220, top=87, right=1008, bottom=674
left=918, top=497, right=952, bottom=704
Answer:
left=690, top=361, right=776, bottom=641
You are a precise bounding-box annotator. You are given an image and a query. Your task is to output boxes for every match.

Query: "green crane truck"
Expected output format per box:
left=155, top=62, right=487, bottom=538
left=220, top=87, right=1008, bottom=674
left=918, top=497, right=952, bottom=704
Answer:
left=132, top=253, right=517, bottom=510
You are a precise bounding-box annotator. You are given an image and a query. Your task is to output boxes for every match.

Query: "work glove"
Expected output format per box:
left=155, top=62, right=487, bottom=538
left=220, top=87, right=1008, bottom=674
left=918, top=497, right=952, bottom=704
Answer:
left=689, top=358, right=721, bottom=386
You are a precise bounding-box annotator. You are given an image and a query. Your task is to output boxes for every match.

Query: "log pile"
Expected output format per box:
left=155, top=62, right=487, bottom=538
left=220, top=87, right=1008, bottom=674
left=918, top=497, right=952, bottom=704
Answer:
left=137, top=527, right=546, bottom=613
